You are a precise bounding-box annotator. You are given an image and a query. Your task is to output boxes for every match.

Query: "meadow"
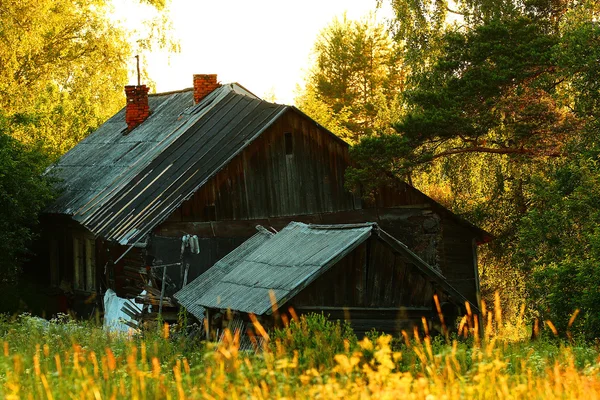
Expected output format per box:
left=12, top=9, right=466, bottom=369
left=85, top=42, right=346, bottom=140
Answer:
left=0, top=302, right=599, bottom=399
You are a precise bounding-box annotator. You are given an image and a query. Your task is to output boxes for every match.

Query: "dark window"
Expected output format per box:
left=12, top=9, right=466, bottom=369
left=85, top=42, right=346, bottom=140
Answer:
left=285, top=132, right=293, bottom=155
left=73, top=235, right=96, bottom=292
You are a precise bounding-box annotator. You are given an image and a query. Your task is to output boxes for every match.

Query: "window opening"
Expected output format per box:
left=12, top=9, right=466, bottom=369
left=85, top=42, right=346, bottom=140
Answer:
left=73, top=236, right=96, bottom=292
left=285, top=132, right=293, bottom=155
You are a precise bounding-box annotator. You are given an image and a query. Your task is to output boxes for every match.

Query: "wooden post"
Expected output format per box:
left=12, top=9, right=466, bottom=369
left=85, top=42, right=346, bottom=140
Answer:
left=472, top=238, right=482, bottom=310
left=205, top=309, right=211, bottom=341
left=183, top=263, right=190, bottom=287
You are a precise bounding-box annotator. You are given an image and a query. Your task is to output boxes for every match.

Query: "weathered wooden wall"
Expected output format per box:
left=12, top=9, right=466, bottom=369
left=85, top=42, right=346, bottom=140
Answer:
left=152, top=105, right=448, bottom=275
left=32, top=216, right=101, bottom=316
left=151, top=107, right=479, bottom=305
left=292, top=239, right=436, bottom=309
left=38, top=217, right=96, bottom=290
left=289, top=237, right=452, bottom=336
left=164, top=109, right=357, bottom=223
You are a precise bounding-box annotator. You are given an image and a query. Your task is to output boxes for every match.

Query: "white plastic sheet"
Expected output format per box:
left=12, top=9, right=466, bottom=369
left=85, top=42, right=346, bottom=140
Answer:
left=103, top=289, right=143, bottom=333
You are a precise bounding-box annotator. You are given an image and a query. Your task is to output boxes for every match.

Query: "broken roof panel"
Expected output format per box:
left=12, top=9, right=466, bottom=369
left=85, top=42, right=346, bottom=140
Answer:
left=177, top=222, right=477, bottom=319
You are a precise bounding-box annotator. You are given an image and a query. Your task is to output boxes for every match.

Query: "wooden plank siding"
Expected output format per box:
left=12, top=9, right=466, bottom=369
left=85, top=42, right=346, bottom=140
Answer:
left=164, top=109, right=356, bottom=223
left=289, top=237, right=449, bottom=336
left=291, top=239, right=437, bottom=310
left=33, top=216, right=103, bottom=316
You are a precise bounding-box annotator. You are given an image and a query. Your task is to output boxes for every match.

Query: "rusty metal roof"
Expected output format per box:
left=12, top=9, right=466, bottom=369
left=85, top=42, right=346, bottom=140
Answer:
left=176, top=222, right=477, bottom=318
left=46, top=84, right=287, bottom=244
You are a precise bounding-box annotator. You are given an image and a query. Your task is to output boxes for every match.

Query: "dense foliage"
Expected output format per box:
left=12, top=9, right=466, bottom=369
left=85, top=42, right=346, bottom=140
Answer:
left=515, top=158, right=600, bottom=340
left=0, top=0, right=176, bottom=157
left=299, top=0, right=600, bottom=338
left=0, top=0, right=130, bottom=157
left=0, top=0, right=175, bottom=281
left=0, top=115, right=54, bottom=284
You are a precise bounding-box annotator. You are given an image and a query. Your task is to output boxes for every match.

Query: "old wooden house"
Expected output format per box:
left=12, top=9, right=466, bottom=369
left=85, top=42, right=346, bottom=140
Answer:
left=37, top=74, right=490, bottom=320
left=175, top=222, right=477, bottom=337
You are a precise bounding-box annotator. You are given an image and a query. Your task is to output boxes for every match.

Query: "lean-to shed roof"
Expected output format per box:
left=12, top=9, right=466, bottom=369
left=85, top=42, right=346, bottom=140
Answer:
left=175, top=222, right=478, bottom=319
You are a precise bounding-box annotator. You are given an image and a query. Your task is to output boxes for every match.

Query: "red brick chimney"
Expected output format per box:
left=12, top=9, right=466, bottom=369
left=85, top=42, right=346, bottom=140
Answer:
left=193, top=74, right=220, bottom=104
left=125, top=85, right=150, bottom=131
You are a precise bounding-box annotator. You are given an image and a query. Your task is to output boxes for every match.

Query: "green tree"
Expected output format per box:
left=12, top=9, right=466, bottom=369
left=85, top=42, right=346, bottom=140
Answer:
left=0, top=113, right=55, bottom=284
left=351, top=1, right=600, bottom=322
left=0, top=0, right=175, bottom=281
left=347, top=14, right=573, bottom=204
left=515, top=156, right=600, bottom=339
left=297, top=14, right=404, bottom=143
left=0, top=0, right=175, bottom=157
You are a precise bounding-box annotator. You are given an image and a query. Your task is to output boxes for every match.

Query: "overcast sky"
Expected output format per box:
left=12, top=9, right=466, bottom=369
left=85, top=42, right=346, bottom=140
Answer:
left=115, top=0, right=394, bottom=105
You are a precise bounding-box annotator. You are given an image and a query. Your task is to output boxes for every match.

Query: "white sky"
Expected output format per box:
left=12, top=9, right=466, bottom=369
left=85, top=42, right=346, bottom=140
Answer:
left=115, top=0, right=395, bottom=105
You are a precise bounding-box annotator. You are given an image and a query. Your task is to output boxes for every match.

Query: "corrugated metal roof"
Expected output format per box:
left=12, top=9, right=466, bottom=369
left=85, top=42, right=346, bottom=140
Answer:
left=189, top=222, right=374, bottom=315
left=46, top=84, right=287, bottom=244
left=176, top=222, right=478, bottom=319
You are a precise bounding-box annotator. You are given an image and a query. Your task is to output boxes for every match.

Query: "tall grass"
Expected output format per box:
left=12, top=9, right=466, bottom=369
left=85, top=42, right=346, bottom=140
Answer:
left=0, top=301, right=599, bottom=399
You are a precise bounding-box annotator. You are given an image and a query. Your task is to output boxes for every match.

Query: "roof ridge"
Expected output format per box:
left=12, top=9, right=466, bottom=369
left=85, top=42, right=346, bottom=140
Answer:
left=148, top=87, right=193, bottom=97
left=308, top=222, right=377, bottom=230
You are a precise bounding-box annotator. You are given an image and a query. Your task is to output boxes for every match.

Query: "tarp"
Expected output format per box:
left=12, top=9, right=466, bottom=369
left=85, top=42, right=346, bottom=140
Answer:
left=103, top=289, right=142, bottom=333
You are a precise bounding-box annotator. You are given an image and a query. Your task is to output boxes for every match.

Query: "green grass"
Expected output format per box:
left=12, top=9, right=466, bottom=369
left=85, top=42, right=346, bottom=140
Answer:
left=0, top=310, right=598, bottom=399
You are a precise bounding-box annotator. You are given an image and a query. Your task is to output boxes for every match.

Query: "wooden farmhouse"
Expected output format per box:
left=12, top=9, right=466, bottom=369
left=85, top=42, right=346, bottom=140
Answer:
left=36, top=74, right=490, bottom=326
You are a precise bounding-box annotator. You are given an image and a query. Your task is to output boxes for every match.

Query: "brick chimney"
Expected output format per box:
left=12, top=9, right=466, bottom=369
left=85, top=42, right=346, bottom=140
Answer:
left=193, top=74, right=220, bottom=104
left=125, top=85, right=150, bottom=131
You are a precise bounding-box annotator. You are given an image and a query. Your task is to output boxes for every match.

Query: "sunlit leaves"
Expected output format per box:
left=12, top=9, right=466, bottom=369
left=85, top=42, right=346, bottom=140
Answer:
left=297, top=14, right=404, bottom=143
left=0, top=0, right=131, bottom=156
left=515, top=158, right=600, bottom=338
left=0, top=0, right=177, bottom=157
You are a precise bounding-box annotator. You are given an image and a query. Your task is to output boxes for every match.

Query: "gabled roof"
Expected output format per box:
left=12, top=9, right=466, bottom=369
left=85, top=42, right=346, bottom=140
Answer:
left=46, top=81, right=490, bottom=245
left=174, top=222, right=478, bottom=319
left=46, top=84, right=288, bottom=244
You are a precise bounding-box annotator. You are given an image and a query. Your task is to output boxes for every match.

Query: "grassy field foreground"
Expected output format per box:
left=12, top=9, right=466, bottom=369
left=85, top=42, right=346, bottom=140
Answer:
left=0, top=307, right=599, bottom=399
